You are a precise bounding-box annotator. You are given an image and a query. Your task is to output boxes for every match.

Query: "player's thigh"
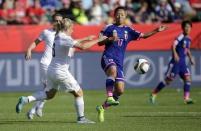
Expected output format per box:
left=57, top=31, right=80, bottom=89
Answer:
left=106, top=65, right=117, bottom=77
left=101, top=56, right=117, bottom=77
left=60, top=71, right=81, bottom=93
left=180, top=67, right=191, bottom=82
left=165, top=63, right=179, bottom=80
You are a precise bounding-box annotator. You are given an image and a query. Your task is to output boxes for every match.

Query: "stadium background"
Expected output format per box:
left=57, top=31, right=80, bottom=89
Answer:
left=0, top=0, right=201, bottom=91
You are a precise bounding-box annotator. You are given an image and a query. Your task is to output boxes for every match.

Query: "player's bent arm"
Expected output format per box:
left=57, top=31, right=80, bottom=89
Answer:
left=98, top=36, right=114, bottom=46
left=141, top=25, right=167, bottom=39
left=25, top=39, right=41, bottom=60
left=76, top=35, right=96, bottom=43
left=75, top=37, right=107, bottom=50
left=172, top=43, right=179, bottom=62
left=187, top=49, right=195, bottom=65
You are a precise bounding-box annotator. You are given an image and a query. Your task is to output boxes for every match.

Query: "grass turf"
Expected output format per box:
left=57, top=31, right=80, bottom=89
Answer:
left=0, top=88, right=201, bottom=131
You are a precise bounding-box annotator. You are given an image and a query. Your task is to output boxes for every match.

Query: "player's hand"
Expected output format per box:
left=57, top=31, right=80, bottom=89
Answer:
left=25, top=50, right=32, bottom=60
left=174, top=55, right=180, bottom=63
left=99, top=36, right=108, bottom=41
left=190, top=58, right=195, bottom=65
left=87, top=35, right=96, bottom=40
left=157, top=25, right=168, bottom=32
left=108, top=36, right=119, bottom=41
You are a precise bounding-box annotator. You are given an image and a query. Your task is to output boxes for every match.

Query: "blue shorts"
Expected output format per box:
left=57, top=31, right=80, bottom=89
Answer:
left=101, top=55, right=124, bottom=81
left=165, top=62, right=190, bottom=80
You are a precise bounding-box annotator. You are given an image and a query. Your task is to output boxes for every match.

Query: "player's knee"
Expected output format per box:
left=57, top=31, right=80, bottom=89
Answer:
left=115, top=87, right=124, bottom=96
left=46, top=89, right=57, bottom=99
left=165, top=78, right=173, bottom=85
left=70, top=89, right=83, bottom=97
left=184, top=76, right=191, bottom=83
left=106, top=67, right=117, bottom=78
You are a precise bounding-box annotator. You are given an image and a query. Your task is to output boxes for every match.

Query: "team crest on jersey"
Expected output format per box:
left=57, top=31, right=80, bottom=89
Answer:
left=124, top=31, right=128, bottom=40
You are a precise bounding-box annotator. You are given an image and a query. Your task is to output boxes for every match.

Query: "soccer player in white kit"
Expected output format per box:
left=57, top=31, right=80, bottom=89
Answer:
left=16, top=18, right=106, bottom=123
left=25, top=13, right=63, bottom=120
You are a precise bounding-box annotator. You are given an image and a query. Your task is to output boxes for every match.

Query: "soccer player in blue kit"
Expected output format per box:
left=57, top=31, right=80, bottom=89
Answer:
left=150, top=20, right=195, bottom=105
left=96, top=6, right=167, bottom=122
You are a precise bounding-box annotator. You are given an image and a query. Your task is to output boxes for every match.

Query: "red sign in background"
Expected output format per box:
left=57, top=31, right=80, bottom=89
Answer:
left=0, top=23, right=201, bottom=53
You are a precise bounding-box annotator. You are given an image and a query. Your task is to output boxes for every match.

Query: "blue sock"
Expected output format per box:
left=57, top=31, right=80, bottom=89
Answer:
left=184, top=82, right=190, bottom=92
left=153, top=81, right=166, bottom=94
left=106, top=77, right=115, bottom=97
left=184, top=82, right=191, bottom=100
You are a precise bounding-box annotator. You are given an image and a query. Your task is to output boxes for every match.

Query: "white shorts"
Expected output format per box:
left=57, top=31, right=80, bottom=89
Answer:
left=46, top=69, right=80, bottom=92
left=40, top=63, right=48, bottom=86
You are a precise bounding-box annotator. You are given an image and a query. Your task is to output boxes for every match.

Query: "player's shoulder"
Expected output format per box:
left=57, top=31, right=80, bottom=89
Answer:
left=42, top=28, right=55, bottom=34
left=176, top=33, right=184, bottom=41
left=102, top=24, right=114, bottom=31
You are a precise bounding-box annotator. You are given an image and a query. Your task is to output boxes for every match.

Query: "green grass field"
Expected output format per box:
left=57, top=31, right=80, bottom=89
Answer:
left=0, top=88, right=201, bottom=131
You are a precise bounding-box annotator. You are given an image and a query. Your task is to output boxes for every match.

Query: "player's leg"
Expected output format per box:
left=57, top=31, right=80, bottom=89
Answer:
left=16, top=78, right=58, bottom=114
left=27, top=65, right=48, bottom=119
left=150, top=63, right=177, bottom=104
left=113, top=67, right=125, bottom=102
left=64, top=71, right=95, bottom=124
left=180, top=67, right=194, bottom=104
left=101, top=56, right=120, bottom=106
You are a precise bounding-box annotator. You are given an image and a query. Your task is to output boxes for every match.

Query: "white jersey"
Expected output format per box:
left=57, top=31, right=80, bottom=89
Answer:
left=38, top=28, right=56, bottom=66
left=48, top=32, right=77, bottom=78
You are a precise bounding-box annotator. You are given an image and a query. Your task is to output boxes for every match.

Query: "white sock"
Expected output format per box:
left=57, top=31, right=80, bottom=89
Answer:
left=37, top=100, right=46, bottom=109
left=29, top=102, right=38, bottom=114
left=28, top=91, right=47, bottom=103
left=74, top=96, right=84, bottom=118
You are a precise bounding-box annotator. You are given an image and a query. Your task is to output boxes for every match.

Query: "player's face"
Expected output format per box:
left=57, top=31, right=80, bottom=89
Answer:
left=115, top=9, right=127, bottom=25
left=52, top=16, right=63, bottom=28
left=68, top=24, right=74, bottom=35
left=183, top=24, right=191, bottom=35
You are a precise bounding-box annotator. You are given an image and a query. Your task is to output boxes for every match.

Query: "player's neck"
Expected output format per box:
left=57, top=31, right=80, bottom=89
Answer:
left=114, top=23, right=124, bottom=27
left=183, top=32, right=189, bottom=37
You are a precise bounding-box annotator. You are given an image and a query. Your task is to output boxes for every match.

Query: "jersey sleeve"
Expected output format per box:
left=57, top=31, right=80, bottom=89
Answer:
left=38, top=30, right=46, bottom=41
left=128, top=27, right=142, bottom=41
left=64, top=37, right=76, bottom=47
left=100, top=25, right=111, bottom=37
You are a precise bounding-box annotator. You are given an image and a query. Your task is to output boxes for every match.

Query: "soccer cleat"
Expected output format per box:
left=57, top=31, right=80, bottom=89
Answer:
left=77, top=117, right=95, bottom=124
left=149, top=94, right=157, bottom=104
left=36, top=107, right=43, bottom=117
left=27, top=111, right=34, bottom=120
left=16, top=96, right=28, bottom=113
left=105, top=97, right=119, bottom=106
left=184, top=98, right=194, bottom=104
left=96, top=105, right=105, bottom=122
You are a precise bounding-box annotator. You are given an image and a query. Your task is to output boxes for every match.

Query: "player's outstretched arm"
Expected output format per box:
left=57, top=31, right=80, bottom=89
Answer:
left=74, top=36, right=107, bottom=50
left=25, top=39, right=41, bottom=60
left=141, top=25, right=167, bottom=39
left=76, top=35, right=96, bottom=43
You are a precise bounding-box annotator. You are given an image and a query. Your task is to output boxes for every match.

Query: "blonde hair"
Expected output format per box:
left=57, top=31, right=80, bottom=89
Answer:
left=55, top=18, right=73, bottom=34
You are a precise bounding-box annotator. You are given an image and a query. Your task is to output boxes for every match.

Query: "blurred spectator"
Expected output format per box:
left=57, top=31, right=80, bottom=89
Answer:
left=27, top=0, right=47, bottom=24
left=0, top=0, right=201, bottom=25
left=88, top=0, right=104, bottom=25
left=174, top=0, right=196, bottom=20
left=155, top=0, right=175, bottom=23
left=56, top=0, right=74, bottom=20
left=71, top=0, right=88, bottom=25
left=189, top=0, right=201, bottom=21
left=40, top=0, right=61, bottom=10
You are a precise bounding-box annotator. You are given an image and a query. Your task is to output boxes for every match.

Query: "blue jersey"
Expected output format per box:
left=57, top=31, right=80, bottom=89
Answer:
left=171, top=33, right=191, bottom=64
left=101, top=24, right=142, bottom=67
